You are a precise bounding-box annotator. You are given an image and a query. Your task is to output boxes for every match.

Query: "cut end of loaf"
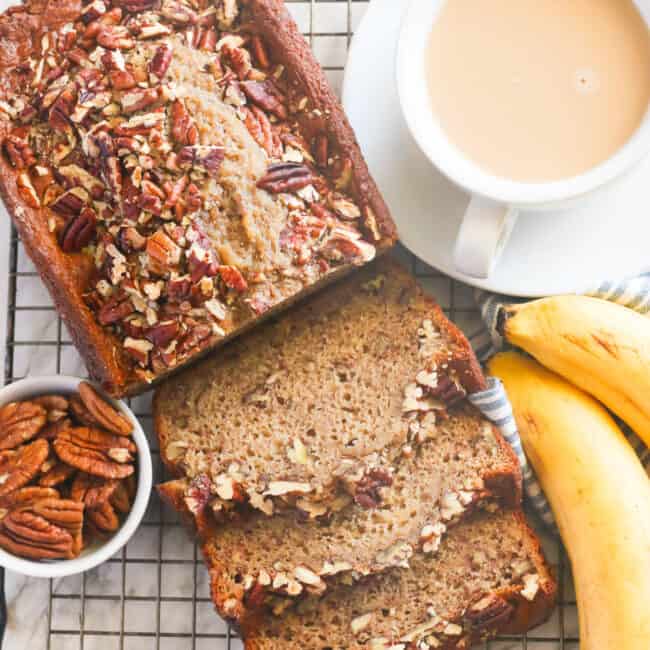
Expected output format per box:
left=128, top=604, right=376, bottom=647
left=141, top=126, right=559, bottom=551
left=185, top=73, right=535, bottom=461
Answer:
left=154, top=259, right=486, bottom=520
left=241, top=510, right=557, bottom=650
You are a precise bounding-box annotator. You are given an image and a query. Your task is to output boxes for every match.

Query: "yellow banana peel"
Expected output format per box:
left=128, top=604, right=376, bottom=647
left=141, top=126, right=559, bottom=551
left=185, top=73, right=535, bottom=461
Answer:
left=503, top=294, right=650, bottom=448
left=489, top=351, right=650, bottom=650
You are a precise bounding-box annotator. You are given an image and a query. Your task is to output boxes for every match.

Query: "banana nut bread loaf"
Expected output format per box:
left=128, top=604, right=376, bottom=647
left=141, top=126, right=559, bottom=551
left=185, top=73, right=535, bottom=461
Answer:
left=155, top=259, right=487, bottom=522
left=159, top=403, right=522, bottom=623
left=241, top=510, right=557, bottom=650
left=0, top=0, right=396, bottom=396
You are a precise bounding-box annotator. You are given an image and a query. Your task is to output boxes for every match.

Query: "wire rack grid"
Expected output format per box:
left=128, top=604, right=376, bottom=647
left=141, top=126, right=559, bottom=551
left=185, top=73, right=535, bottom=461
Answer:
left=1, top=2, right=578, bottom=649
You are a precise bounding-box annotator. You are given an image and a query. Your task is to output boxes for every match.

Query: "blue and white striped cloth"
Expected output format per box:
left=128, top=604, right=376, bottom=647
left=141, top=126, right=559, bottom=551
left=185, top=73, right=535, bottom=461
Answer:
left=466, top=274, right=650, bottom=531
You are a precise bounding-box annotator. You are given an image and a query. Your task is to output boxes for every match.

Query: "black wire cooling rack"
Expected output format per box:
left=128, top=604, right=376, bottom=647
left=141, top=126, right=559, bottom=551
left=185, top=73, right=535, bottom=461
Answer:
left=1, top=2, right=579, bottom=648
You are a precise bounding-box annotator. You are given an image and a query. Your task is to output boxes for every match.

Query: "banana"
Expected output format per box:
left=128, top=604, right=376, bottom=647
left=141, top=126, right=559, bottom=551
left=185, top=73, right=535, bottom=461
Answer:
left=489, top=351, right=650, bottom=650
left=502, top=294, right=650, bottom=448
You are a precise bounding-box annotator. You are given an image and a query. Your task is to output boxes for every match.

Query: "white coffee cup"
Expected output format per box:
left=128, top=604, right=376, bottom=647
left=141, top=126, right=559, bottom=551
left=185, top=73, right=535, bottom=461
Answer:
left=396, top=0, right=650, bottom=279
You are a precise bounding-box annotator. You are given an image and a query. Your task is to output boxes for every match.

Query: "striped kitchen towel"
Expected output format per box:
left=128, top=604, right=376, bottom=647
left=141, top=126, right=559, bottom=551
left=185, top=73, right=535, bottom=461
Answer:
left=467, top=274, right=650, bottom=531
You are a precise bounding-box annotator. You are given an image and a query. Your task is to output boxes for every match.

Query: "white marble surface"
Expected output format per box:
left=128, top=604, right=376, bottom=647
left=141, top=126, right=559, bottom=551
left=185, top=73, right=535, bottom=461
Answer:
left=0, top=2, right=577, bottom=648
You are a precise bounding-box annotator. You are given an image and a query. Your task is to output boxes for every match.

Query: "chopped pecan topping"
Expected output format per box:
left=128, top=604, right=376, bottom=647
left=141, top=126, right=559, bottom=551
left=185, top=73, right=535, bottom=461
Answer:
left=16, top=173, right=41, bottom=208
left=120, top=87, right=162, bottom=114
left=427, top=373, right=466, bottom=407
left=50, top=187, right=88, bottom=218
left=4, top=0, right=378, bottom=381
left=218, top=265, right=248, bottom=292
left=147, top=229, right=182, bottom=270
left=240, top=80, right=287, bottom=119
left=178, top=145, right=224, bottom=177
left=109, top=68, right=137, bottom=89
left=97, top=25, right=136, bottom=50
left=150, top=43, right=173, bottom=78
left=170, top=99, right=198, bottom=145
left=98, top=293, right=134, bottom=325
left=354, top=468, right=393, bottom=509
left=250, top=35, right=270, bottom=69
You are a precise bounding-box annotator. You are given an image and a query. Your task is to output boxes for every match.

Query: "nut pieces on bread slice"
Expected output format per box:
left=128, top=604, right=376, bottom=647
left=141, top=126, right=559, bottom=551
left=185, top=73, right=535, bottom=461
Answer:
left=241, top=511, right=557, bottom=650
left=155, top=260, right=486, bottom=522
left=159, top=404, right=522, bottom=622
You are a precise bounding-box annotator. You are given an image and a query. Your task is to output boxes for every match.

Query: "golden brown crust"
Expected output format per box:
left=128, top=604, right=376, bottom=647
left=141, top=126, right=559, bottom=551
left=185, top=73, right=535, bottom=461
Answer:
left=0, top=0, right=397, bottom=397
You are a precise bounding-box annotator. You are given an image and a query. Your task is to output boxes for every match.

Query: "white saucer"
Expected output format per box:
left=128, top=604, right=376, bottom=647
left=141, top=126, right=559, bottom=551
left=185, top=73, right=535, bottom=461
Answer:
left=342, top=0, right=650, bottom=297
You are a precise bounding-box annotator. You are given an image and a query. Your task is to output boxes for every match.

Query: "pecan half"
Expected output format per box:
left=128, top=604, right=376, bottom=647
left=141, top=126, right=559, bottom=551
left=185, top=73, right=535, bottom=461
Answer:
left=69, top=395, right=101, bottom=427
left=0, top=510, right=74, bottom=559
left=37, top=418, right=72, bottom=442
left=170, top=99, right=198, bottom=146
left=71, top=472, right=119, bottom=509
left=3, top=135, right=36, bottom=169
left=0, top=486, right=59, bottom=511
left=87, top=500, right=119, bottom=532
left=53, top=428, right=135, bottom=479
left=240, top=80, right=287, bottom=119
left=0, top=402, right=46, bottom=451
left=0, top=439, right=50, bottom=497
left=257, top=163, right=313, bottom=194
left=78, top=382, right=133, bottom=436
left=242, top=105, right=279, bottom=157
left=60, top=207, right=97, bottom=253
left=32, top=395, right=69, bottom=414
left=29, top=498, right=84, bottom=556
left=38, top=462, right=76, bottom=487
left=110, top=478, right=133, bottom=513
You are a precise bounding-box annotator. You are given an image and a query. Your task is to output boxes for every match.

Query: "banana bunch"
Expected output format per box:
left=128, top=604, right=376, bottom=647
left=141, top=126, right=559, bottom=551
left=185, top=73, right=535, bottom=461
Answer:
left=489, top=351, right=650, bottom=650
left=502, top=294, right=650, bottom=448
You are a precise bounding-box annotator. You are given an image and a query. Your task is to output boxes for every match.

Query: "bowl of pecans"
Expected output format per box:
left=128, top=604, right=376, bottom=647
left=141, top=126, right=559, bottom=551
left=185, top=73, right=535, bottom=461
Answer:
left=0, top=376, right=152, bottom=577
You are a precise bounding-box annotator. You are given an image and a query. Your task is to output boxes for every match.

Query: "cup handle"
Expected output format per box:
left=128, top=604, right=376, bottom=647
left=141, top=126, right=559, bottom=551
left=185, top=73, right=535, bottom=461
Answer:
left=452, top=197, right=519, bottom=279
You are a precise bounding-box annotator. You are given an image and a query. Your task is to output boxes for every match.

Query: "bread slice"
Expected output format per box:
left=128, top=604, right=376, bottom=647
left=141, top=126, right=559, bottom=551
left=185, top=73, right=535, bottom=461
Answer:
left=158, top=403, right=522, bottom=622
left=154, top=259, right=486, bottom=519
left=241, top=510, right=557, bottom=650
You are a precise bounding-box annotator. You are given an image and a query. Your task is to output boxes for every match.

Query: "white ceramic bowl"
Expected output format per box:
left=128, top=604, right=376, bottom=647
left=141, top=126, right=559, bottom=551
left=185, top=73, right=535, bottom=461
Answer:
left=0, top=376, right=152, bottom=578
